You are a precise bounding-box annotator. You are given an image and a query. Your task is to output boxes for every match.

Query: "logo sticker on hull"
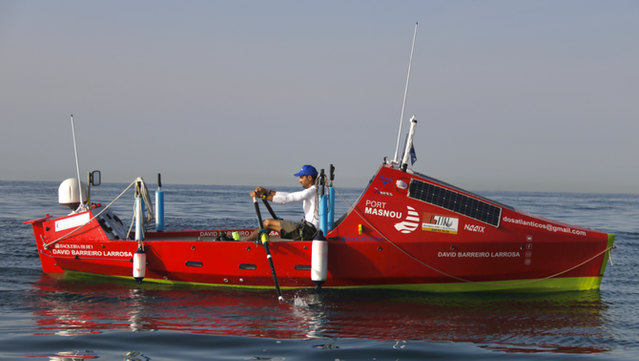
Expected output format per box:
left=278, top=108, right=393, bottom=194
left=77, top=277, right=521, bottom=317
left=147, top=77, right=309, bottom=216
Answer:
left=55, top=213, right=90, bottom=232
left=422, top=213, right=459, bottom=234
left=394, top=206, right=420, bottom=234
left=373, top=188, right=393, bottom=196
left=379, top=175, right=392, bottom=187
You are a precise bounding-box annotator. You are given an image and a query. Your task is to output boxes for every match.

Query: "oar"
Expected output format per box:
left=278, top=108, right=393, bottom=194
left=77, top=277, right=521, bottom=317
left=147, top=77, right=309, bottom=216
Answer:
left=262, top=198, right=280, bottom=220
left=252, top=196, right=284, bottom=301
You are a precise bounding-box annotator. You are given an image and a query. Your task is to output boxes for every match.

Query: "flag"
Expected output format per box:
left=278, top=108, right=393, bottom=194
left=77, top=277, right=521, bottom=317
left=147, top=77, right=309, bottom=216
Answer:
left=409, top=144, right=417, bottom=165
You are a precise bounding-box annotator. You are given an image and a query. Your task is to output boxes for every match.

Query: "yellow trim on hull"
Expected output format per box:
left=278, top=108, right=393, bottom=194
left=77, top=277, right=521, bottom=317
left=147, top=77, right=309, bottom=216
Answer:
left=332, top=276, right=603, bottom=293
left=62, top=271, right=603, bottom=293
left=63, top=271, right=285, bottom=290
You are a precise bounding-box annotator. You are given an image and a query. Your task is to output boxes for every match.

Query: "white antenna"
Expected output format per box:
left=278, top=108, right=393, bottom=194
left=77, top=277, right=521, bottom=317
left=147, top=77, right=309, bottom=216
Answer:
left=393, top=22, right=418, bottom=163
left=70, top=115, right=86, bottom=211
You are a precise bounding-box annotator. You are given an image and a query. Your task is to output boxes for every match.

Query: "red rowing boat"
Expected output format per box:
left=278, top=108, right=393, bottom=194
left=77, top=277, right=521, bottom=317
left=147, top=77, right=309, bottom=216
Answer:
left=25, top=118, right=615, bottom=293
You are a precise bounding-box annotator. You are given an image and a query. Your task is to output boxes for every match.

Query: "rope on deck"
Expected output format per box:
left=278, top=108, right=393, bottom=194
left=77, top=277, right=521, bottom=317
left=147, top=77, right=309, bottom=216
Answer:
left=43, top=179, right=138, bottom=249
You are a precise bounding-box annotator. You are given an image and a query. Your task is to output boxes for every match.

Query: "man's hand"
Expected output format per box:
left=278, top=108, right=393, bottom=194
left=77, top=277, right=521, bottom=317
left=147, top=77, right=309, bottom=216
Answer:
left=250, top=186, right=270, bottom=198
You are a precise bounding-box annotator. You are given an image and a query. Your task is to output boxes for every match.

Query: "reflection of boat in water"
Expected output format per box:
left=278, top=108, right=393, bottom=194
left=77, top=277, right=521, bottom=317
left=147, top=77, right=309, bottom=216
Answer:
left=30, top=274, right=612, bottom=354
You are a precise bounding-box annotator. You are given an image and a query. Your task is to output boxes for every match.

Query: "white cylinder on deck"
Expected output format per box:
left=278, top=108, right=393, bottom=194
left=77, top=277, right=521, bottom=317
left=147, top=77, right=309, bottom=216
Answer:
left=133, top=247, right=146, bottom=284
left=311, top=239, right=328, bottom=283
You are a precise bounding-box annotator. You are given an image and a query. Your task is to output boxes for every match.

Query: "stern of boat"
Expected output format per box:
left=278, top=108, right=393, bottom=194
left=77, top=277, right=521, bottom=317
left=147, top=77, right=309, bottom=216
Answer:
left=25, top=215, right=64, bottom=273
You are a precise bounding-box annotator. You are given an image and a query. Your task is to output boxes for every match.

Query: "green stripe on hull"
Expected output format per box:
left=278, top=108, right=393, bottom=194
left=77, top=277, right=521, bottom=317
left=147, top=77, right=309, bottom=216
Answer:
left=331, top=276, right=604, bottom=293
left=62, top=271, right=284, bottom=290
left=62, top=271, right=603, bottom=293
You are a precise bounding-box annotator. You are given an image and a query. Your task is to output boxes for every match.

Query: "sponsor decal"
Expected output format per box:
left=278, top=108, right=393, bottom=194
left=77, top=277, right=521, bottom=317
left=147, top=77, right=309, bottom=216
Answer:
left=365, top=200, right=387, bottom=208
left=55, top=213, right=90, bottom=232
left=464, top=224, right=485, bottom=233
left=502, top=216, right=587, bottom=236
left=50, top=248, right=133, bottom=258
left=50, top=244, right=132, bottom=258
left=54, top=244, right=93, bottom=249
left=373, top=188, right=393, bottom=196
left=379, top=175, right=392, bottom=187
left=199, top=230, right=252, bottom=237
left=422, top=213, right=458, bottom=234
left=437, top=251, right=521, bottom=258
left=438, top=252, right=457, bottom=257
left=394, top=206, right=420, bottom=234
left=363, top=200, right=419, bottom=234
left=365, top=206, right=402, bottom=219
left=488, top=252, right=521, bottom=258
left=364, top=200, right=402, bottom=218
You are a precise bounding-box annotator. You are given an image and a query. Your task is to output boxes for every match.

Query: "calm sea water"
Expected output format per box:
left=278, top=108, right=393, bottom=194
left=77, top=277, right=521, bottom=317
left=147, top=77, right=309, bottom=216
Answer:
left=1, top=180, right=638, bottom=360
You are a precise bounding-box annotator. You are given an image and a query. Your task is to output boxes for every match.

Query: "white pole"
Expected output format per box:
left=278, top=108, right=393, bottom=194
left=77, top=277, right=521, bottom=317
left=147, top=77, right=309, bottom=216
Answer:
left=70, top=115, right=85, bottom=211
left=393, top=22, right=418, bottom=164
left=135, top=196, right=144, bottom=241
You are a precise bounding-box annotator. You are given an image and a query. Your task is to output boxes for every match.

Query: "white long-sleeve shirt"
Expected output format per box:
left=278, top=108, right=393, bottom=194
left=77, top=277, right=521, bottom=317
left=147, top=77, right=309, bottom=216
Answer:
left=272, top=185, right=318, bottom=228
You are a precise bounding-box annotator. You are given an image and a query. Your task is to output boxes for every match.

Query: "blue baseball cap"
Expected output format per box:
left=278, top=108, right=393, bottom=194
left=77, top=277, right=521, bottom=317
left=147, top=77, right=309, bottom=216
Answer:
left=294, top=165, right=318, bottom=177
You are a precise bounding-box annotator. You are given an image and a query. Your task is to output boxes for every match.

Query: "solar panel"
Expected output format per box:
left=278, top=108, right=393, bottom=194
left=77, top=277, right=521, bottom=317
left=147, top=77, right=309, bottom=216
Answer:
left=408, top=179, right=501, bottom=227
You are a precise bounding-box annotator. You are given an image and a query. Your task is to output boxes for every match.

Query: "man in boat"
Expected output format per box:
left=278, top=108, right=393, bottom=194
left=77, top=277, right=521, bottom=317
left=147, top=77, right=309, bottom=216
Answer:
left=244, top=165, right=319, bottom=242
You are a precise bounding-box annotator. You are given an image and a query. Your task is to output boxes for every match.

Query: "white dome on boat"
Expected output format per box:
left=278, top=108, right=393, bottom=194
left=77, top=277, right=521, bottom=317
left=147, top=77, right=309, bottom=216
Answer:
left=59, top=178, right=87, bottom=209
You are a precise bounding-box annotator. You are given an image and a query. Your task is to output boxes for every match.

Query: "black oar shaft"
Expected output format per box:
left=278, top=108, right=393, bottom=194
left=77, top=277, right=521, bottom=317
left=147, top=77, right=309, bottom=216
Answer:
left=253, top=197, right=263, bottom=226
left=263, top=242, right=282, bottom=297
left=252, top=197, right=283, bottom=301
left=262, top=198, right=278, bottom=219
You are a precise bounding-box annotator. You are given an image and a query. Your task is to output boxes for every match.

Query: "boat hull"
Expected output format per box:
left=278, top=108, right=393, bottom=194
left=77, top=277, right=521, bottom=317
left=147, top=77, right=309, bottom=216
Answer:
left=26, top=165, right=615, bottom=293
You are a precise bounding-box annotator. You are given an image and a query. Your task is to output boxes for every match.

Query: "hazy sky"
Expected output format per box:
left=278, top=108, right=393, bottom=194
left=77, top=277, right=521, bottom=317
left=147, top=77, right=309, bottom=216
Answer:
left=1, top=0, right=637, bottom=194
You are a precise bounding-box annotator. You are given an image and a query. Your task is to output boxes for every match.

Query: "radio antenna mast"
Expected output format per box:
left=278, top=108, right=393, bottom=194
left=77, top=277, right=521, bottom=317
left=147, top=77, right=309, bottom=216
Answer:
left=393, top=22, right=418, bottom=163
left=70, top=115, right=86, bottom=211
